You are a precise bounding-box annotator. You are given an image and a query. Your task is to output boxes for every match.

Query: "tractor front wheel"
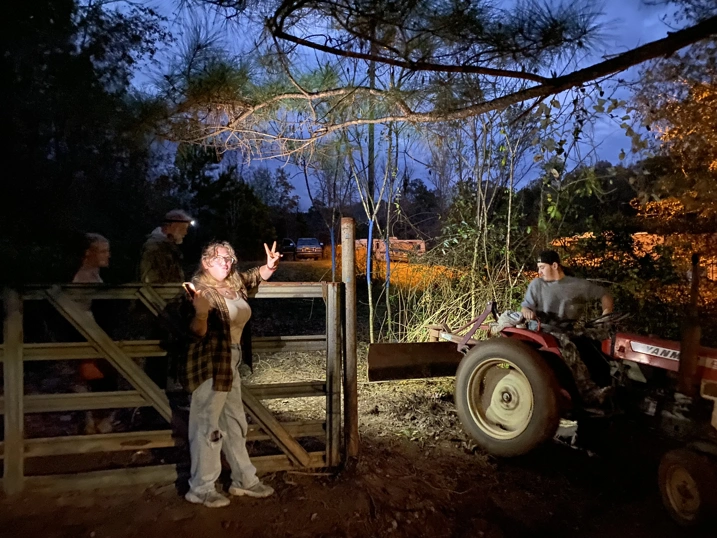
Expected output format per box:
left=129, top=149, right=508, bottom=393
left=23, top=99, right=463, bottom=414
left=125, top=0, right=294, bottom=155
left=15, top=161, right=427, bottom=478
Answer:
left=658, top=447, right=717, bottom=527
left=455, top=338, right=561, bottom=457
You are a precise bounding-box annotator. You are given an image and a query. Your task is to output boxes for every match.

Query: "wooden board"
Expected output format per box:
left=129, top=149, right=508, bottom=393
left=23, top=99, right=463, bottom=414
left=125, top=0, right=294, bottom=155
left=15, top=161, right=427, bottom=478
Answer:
left=341, top=218, right=359, bottom=458
left=241, top=386, right=313, bottom=467
left=0, top=337, right=327, bottom=360
left=367, top=341, right=464, bottom=381
left=0, top=383, right=328, bottom=415
left=252, top=335, right=326, bottom=352
left=0, top=421, right=326, bottom=458
left=3, top=288, right=24, bottom=494
left=325, top=283, right=342, bottom=467
left=0, top=341, right=166, bottom=361
left=0, top=391, right=150, bottom=415
left=22, top=282, right=324, bottom=301
left=248, top=381, right=326, bottom=399
left=45, top=287, right=172, bottom=422
left=3, top=452, right=327, bottom=493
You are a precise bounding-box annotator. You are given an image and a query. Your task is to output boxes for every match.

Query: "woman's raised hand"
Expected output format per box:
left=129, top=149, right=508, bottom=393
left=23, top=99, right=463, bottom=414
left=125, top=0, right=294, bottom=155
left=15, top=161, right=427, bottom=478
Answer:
left=264, top=241, right=282, bottom=270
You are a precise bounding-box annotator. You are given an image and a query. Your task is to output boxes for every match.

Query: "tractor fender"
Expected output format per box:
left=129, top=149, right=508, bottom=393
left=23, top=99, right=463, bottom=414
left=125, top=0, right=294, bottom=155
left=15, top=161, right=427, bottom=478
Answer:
left=499, top=327, right=563, bottom=358
left=688, top=440, right=717, bottom=460
left=496, top=329, right=579, bottom=406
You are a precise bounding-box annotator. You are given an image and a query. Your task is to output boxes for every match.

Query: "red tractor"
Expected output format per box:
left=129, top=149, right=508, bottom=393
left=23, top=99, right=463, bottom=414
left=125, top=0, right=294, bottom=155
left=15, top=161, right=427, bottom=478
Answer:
left=369, top=303, right=717, bottom=527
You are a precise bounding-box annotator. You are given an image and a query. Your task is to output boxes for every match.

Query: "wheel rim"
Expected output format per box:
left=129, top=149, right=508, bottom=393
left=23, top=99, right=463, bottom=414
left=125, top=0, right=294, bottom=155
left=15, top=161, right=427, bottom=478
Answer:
left=465, top=358, right=534, bottom=440
left=665, top=464, right=701, bottom=521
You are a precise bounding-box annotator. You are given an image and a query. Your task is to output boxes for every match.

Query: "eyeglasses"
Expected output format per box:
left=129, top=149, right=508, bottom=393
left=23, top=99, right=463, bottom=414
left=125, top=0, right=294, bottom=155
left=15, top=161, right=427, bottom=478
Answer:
left=211, top=255, right=236, bottom=266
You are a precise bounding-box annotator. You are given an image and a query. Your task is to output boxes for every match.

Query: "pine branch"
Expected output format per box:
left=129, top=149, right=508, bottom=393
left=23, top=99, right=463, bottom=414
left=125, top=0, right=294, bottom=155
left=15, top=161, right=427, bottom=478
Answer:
left=168, top=12, right=717, bottom=157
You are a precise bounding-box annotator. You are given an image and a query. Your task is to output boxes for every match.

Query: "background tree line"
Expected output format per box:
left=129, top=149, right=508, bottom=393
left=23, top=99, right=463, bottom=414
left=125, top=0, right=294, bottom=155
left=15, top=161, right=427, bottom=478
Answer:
left=0, top=1, right=333, bottom=283
left=2, top=0, right=716, bottom=344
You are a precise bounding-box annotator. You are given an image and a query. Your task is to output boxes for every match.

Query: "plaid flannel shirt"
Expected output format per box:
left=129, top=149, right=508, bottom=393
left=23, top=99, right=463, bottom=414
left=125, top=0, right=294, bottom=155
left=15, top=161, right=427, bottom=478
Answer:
left=181, top=266, right=263, bottom=393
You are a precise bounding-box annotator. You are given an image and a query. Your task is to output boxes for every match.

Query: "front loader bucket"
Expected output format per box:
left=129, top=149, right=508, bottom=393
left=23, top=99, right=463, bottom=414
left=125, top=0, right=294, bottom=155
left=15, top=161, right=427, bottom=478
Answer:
left=367, top=342, right=464, bottom=381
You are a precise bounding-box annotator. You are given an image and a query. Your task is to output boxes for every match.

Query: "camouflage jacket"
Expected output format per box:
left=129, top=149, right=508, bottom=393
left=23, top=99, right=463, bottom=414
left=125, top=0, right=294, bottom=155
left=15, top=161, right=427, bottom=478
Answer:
left=140, top=228, right=184, bottom=284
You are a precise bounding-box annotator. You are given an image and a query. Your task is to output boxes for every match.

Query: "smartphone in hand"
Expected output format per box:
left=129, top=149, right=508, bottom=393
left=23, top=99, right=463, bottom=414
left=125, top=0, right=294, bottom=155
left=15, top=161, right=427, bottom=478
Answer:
left=182, top=282, right=196, bottom=298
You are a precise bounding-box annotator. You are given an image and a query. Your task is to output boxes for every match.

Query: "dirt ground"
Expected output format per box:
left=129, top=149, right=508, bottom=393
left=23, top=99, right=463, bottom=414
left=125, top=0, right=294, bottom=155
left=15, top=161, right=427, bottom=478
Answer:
left=0, top=427, right=709, bottom=538
left=1, top=354, right=709, bottom=538
left=0, top=261, right=711, bottom=537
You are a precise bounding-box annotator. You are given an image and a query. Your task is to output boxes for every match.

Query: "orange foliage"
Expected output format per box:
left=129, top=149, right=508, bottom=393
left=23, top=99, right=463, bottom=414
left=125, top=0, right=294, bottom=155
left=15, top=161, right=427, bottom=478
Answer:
left=373, top=261, right=463, bottom=290
left=630, top=198, right=686, bottom=222
left=553, top=231, right=717, bottom=280
left=332, top=246, right=462, bottom=290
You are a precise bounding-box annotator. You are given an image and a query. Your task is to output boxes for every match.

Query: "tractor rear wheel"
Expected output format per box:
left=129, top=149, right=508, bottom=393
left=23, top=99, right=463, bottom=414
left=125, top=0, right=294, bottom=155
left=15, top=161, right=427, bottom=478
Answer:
left=455, top=338, right=561, bottom=457
left=658, top=447, right=717, bottom=527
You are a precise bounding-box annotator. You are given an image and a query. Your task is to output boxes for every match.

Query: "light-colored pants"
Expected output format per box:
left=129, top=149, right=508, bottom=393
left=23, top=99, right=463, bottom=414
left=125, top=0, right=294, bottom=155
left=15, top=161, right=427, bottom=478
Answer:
left=188, top=348, right=258, bottom=495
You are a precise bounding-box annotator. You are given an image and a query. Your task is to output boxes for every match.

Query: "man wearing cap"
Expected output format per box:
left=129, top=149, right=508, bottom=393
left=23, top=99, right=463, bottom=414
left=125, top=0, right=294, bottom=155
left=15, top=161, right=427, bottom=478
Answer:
left=521, top=249, right=613, bottom=323
left=140, top=209, right=193, bottom=284
left=139, top=210, right=193, bottom=392
left=520, top=250, right=614, bottom=407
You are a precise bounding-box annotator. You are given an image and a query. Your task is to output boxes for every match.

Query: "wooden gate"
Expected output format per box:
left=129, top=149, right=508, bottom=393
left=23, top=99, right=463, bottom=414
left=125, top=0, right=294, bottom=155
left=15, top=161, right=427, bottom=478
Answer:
left=0, top=281, right=348, bottom=494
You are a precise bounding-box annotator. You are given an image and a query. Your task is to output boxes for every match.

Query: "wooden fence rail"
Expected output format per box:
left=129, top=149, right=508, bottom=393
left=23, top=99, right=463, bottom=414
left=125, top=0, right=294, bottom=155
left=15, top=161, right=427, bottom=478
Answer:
left=0, top=280, right=355, bottom=494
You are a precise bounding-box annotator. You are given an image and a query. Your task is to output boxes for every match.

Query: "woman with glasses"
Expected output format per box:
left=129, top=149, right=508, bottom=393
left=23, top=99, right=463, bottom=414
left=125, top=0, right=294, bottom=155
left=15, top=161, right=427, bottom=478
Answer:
left=181, top=240, right=281, bottom=508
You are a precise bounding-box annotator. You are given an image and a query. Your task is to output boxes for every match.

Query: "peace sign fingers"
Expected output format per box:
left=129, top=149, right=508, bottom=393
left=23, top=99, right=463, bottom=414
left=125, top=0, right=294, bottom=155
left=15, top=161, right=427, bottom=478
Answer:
left=264, top=241, right=279, bottom=257
left=264, top=241, right=281, bottom=269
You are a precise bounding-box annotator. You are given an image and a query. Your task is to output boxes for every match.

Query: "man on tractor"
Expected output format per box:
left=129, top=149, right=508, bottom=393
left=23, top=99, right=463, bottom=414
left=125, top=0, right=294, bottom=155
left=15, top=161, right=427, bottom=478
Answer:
left=521, top=250, right=613, bottom=324
left=520, top=250, right=615, bottom=407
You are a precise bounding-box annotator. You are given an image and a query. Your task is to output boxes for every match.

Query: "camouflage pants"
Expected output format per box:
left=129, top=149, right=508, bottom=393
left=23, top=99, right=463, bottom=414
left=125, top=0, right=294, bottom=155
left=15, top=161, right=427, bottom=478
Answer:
left=497, top=311, right=613, bottom=405
left=546, top=324, right=613, bottom=405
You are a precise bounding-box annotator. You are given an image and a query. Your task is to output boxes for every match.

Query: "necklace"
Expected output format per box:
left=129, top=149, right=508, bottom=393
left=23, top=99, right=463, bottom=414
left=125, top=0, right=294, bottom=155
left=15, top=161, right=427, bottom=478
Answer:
left=215, top=286, right=239, bottom=300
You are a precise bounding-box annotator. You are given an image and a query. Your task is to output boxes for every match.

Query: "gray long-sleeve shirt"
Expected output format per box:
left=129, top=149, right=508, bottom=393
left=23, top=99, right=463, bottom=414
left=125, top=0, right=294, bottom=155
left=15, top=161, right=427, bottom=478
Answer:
left=521, top=276, right=607, bottom=321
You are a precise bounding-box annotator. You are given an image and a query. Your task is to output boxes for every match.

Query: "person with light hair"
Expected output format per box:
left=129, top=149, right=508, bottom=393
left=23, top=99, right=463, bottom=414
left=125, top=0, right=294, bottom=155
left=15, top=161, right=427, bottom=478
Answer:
left=73, top=233, right=110, bottom=286
left=73, top=233, right=117, bottom=434
left=139, top=209, right=194, bottom=284
left=181, top=240, right=281, bottom=508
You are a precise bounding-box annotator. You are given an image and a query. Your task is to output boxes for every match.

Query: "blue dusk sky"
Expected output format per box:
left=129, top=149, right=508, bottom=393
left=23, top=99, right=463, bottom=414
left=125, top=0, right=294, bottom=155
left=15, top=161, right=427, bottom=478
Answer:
left=141, top=0, right=678, bottom=207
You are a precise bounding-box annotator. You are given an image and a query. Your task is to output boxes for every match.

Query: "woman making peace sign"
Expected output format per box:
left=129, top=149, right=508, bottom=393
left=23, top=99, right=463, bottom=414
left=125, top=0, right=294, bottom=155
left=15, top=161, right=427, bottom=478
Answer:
left=181, top=241, right=281, bottom=508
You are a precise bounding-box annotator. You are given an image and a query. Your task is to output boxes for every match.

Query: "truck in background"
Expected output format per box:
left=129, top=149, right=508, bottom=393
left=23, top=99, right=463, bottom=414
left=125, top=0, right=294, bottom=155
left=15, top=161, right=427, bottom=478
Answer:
left=355, top=237, right=426, bottom=262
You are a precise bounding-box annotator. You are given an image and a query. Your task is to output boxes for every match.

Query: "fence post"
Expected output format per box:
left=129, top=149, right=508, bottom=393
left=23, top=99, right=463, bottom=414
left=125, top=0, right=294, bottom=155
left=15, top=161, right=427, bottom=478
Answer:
left=325, top=283, right=342, bottom=467
left=341, top=218, right=359, bottom=458
left=3, top=288, right=24, bottom=494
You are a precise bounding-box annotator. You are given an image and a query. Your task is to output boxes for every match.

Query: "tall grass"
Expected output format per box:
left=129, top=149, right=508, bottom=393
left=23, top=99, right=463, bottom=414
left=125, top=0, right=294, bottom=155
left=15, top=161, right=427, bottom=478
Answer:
left=364, top=249, right=530, bottom=343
